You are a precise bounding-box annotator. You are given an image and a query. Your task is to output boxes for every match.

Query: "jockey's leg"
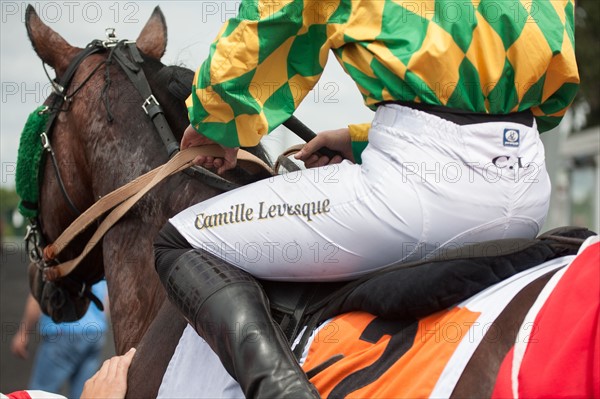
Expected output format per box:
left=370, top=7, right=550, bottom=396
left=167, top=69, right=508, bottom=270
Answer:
left=155, top=223, right=320, bottom=399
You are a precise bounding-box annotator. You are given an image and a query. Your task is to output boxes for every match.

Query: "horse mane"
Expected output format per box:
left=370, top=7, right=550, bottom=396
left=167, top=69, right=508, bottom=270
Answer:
left=156, top=64, right=194, bottom=102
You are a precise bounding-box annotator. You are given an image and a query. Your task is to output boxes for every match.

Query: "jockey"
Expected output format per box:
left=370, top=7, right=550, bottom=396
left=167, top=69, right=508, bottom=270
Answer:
left=154, top=1, right=579, bottom=397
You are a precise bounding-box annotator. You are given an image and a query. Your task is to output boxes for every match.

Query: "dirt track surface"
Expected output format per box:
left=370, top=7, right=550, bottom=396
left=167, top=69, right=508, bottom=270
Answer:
left=0, top=238, right=114, bottom=395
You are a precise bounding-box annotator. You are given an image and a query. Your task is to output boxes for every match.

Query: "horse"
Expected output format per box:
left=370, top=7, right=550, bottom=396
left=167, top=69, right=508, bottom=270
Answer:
left=23, top=5, right=598, bottom=398
left=23, top=5, right=266, bottom=396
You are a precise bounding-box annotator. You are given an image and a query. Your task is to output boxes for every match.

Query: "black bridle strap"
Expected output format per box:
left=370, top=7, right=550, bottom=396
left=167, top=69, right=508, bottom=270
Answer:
left=40, top=41, right=108, bottom=217
left=111, top=41, right=242, bottom=191
left=112, top=42, right=180, bottom=157
left=41, top=132, right=82, bottom=216
left=43, top=40, right=106, bottom=128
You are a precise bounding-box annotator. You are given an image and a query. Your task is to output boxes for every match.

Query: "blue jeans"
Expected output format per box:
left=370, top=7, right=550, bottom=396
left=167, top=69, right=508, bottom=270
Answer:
left=29, top=332, right=106, bottom=398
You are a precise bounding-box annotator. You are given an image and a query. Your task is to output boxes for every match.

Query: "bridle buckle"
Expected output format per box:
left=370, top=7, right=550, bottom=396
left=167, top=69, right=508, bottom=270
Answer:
left=142, top=94, right=160, bottom=115
left=102, top=28, right=119, bottom=47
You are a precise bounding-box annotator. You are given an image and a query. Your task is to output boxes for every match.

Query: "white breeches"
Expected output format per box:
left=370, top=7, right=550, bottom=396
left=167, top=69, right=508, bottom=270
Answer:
left=170, top=104, right=550, bottom=281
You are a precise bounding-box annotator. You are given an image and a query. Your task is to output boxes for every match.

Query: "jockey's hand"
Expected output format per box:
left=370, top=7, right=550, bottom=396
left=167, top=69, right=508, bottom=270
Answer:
left=295, top=128, right=354, bottom=168
left=181, top=124, right=239, bottom=175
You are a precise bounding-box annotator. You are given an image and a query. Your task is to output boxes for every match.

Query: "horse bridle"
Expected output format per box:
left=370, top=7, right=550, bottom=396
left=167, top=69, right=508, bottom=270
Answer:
left=26, top=30, right=240, bottom=288
left=26, top=36, right=110, bottom=279
left=26, top=28, right=334, bottom=292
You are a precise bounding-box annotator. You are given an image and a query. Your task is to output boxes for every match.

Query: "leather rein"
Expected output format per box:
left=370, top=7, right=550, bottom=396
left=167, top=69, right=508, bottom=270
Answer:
left=27, top=31, right=272, bottom=283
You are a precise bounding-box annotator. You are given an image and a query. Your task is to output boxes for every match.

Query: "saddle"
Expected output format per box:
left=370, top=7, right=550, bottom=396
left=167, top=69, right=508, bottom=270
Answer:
left=262, top=226, right=595, bottom=357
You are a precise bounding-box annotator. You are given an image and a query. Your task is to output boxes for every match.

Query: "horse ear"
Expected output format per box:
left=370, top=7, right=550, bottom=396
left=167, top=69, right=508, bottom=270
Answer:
left=25, top=4, right=79, bottom=75
left=136, top=6, right=167, bottom=60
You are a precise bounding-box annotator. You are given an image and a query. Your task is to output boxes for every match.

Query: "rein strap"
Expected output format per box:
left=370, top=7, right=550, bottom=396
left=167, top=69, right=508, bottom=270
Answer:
left=43, top=145, right=272, bottom=281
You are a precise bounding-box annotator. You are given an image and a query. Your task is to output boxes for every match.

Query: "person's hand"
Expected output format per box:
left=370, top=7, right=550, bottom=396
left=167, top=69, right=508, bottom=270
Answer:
left=10, top=329, right=29, bottom=359
left=181, top=124, right=239, bottom=174
left=294, top=128, right=354, bottom=168
left=80, top=348, right=136, bottom=399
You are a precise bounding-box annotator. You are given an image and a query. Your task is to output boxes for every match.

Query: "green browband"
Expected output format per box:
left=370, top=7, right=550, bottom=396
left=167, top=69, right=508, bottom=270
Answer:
left=16, top=105, right=48, bottom=218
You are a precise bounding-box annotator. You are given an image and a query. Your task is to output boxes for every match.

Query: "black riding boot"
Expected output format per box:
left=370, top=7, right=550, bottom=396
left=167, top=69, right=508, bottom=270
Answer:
left=155, top=245, right=320, bottom=399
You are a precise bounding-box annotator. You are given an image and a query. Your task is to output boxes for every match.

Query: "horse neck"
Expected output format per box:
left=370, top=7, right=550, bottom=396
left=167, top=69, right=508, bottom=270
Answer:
left=54, top=55, right=239, bottom=352
left=86, top=118, right=173, bottom=353
left=103, top=174, right=224, bottom=353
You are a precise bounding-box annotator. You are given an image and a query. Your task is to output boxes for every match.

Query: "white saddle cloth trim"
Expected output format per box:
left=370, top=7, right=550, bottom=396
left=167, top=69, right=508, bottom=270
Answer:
left=157, top=328, right=242, bottom=399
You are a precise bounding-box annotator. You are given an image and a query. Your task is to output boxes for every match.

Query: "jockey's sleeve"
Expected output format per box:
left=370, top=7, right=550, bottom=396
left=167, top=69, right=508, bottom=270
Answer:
left=348, top=123, right=370, bottom=164
left=187, top=0, right=580, bottom=147
left=185, top=0, right=336, bottom=148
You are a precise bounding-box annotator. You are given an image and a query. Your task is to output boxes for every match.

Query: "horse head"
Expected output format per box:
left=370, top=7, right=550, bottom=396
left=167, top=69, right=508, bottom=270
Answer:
left=24, top=4, right=271, bottom=351
left=24, top=4, right=172, bottom=330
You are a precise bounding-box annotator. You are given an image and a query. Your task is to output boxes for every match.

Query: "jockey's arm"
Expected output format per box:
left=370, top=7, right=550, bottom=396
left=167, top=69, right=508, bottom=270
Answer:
left=184, top=0, right=336, bottom=173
